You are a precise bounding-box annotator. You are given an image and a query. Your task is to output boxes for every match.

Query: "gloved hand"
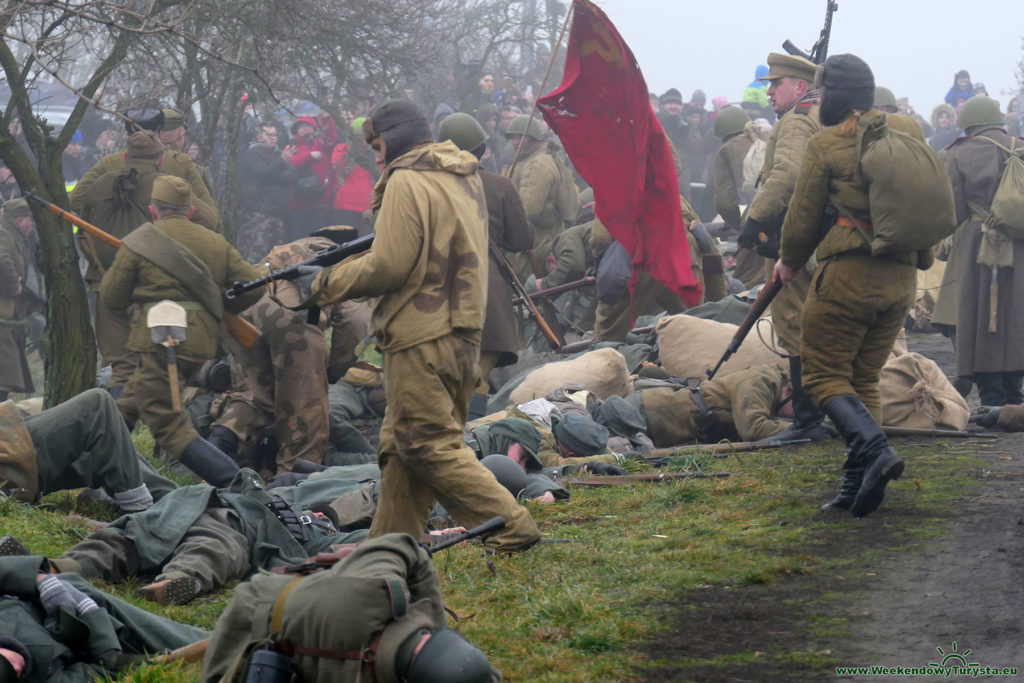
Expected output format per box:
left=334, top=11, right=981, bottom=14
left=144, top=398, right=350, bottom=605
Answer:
left=584, top=462, right=626, bottom=476
left=37, top=575, right=98, bottom=616
left=292, top=265, right=324, bottom=307
left=737, top=216, right=765, bottom=249
left=738, top=216, right=780, bottom=258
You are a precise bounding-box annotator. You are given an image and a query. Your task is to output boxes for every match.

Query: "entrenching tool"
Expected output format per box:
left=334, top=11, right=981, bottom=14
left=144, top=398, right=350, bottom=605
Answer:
left=147, top=300, right=187, bottom=412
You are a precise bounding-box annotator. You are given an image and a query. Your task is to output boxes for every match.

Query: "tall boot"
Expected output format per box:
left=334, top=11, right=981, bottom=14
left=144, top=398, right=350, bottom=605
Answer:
left=771, top=356, right=836, bottom=442
left=824, top=395, right=904, bottom=518
left=178, top=437, right=240, bottom=488
left=207, top=426, right=239, bottom=458
left=976, top=372, right=1006, bottom=407
left=820, top=449, right=861, bottom=512
left=1002, top=372, right=1024, bottom=406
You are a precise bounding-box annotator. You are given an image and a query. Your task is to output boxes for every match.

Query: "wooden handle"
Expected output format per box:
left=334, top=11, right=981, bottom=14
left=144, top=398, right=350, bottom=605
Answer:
left=989, top=282, right=998, bottom=333
left=153, top=638, right=209, bottom=664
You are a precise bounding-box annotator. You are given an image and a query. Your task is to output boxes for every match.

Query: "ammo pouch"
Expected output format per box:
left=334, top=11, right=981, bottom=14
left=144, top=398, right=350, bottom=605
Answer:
left=265, top=495, right=312, bottom=544
left=686, top=383, right=730, bottom=443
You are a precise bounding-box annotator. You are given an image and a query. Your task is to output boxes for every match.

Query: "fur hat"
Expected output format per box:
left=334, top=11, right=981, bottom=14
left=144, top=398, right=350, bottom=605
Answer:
left=363, top=100, right=432, bottom=165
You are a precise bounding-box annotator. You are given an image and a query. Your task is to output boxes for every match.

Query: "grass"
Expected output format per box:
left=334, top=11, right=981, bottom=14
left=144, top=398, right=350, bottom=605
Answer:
left=0, top=430, right=985, bottom=682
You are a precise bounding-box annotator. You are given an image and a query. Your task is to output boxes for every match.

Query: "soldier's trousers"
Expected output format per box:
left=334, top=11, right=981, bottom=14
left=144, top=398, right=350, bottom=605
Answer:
left=27, top=388, right=175, bottom=501
left=215, top=301, right=330, bottom=471
left=117, top=352, right=201, bottom=459
left=594, top=271, right=687, bottom=342
left=368, top=335, right=540, bottom=552
left=766, top=257, right=814, bottom=356
left=800, top=254, right=916, bottom=423
left=57, top=508, right=250, bottom=593
left=94, top=302, right=136, bottom=390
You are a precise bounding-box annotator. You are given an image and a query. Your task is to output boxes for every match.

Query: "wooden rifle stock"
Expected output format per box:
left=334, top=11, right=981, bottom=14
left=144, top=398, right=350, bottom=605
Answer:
left=513, top=275, right=596, bottom=305
left=26, top=193, right=261, bottom=349
left=705, top=278, right=783, bottom=381
left=153, top=637, right=209, bottom=664
left=489, top=241, right=564, bottom=350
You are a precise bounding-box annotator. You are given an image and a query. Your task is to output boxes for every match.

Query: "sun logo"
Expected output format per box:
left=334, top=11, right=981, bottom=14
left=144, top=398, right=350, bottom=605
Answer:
left=929, top=641, right=980, bottom=668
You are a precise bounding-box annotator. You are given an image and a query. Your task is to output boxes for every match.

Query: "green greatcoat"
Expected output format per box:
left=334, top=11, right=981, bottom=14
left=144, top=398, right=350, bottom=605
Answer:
left=0, top=556, right=206, bottom=683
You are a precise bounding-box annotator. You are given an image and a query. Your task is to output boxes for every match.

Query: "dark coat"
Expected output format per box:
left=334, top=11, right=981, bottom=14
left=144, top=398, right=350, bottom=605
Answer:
left=479, top=169, right=534, bottom=366
left=946, top=126, right=1024, bottom=376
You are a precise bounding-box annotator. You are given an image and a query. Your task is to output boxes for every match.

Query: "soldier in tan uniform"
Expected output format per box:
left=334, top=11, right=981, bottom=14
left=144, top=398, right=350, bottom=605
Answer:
left=209, top=228, right=372, bottom=473
left=0, top=199, right=35, bottom=401
left=297, top=100, right=540, bottom=552
left=99, top=176, right=265, bottom=486
left=504, top=114, right=579, bottom=282
left=775, top=55, right=933, bottom=517
left=713, top=106, right=766, bottom=289
left=70, top=106, right=221, bottom=232
left=738, top=52, right=825, bottom=439
left=79, top=132, right=221, bottom=394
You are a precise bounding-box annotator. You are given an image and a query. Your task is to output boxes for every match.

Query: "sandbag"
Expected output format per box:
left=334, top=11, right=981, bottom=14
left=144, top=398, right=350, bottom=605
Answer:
left=656, top=314, right=781, bottom=380
left=509, top=348, right=632, bottom=403
left=857, top=116, right=957, bottom=255
left=880, top=352, right=969, bottom=430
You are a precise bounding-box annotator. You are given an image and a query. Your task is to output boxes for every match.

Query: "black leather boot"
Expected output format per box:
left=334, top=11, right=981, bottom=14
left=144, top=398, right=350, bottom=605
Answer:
left=820, top=450, right=862, bottom=512
left=179, top=437, right=240, bottom=488
left=823, top=395, right=904, bottom=518
left=207, top=426, right=239, bottom=457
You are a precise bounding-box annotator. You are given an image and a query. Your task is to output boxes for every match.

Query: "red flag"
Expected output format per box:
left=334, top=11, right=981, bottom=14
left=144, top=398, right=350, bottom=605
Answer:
left=537, top=0, right=701, bottom=307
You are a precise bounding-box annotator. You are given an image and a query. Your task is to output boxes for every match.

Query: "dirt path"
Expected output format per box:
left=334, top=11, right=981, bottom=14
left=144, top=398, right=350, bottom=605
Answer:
left=641, top=333, right=1024, bottom=681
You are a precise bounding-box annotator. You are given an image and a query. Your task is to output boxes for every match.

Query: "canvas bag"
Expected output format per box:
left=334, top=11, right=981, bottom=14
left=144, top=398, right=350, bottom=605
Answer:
left=879, top=352, right=969, bottom=430
left=971, top=137, right=1024, bottom=239
left=741, top=136, right=767, bottom=199
left=849, top=115, right=957, bottom=255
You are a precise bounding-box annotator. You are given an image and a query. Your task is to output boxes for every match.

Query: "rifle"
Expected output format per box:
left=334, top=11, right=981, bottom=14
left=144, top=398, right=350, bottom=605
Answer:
left=643, top=438, right=812, bottom=463
left=25, top=192, right=261, bottom=349
left=225, top=233, right=374, bottom=300
left=560, top=472, right=731, bottom=486
left=489, top=241, right=564, bottom=350
left=783, top=0, right=838, bottom=64
left=153, top=638, right=209, bottom=664
left=512, top=275, right=595, bottom=305
left=882, top=426, right=998, bottom=440
left=424, top=515, right=506, bottom=554
left=705, top=278, right=783, bottom=381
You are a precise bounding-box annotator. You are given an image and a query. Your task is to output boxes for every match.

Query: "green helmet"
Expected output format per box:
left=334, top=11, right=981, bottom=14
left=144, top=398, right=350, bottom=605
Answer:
left=712, top=106, right=750, bottom=140
left=504, top=114, right=545, bottom=140
left=957, top=96, right=1003, bottom=130
left=438, top=113, right=488, bottom=153
left=480, top=454, right=529, bottom=499
left=873, top=87, right=897, bottom=110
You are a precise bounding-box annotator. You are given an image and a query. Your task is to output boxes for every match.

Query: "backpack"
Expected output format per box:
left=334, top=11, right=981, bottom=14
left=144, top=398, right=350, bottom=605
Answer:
left=740, top=136, right=767, bottom=199
left=973, top=137, right=1024, bottom=239
left=595, top=240, right=632, bottom=304
left=850, top=115, right=957, bottom=256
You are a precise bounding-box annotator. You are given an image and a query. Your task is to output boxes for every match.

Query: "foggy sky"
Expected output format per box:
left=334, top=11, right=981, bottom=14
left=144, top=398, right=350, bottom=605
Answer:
left=598, top=0, right=1023, bottom=119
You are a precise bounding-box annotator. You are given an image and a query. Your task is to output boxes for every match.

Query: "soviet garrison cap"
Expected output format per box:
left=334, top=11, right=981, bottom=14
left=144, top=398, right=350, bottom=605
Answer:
left=151, top=175, right=192, bottom=207
left=162, top=108, right=187, bottom=131
left=760, top=53, right=818, bottom=84
left=2, top=198, right=31, bottom=218
left=125, top=131, right=164, bottom=158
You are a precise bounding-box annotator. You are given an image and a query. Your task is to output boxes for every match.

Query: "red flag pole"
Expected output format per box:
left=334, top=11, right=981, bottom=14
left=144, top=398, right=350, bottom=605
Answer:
left=505, top=2, right=575, bottom=179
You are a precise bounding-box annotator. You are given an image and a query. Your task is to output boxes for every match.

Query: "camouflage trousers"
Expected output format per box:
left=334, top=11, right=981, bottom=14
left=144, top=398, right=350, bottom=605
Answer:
left=368, top=334, right=540, bottom=552
left=801, top=254, right=916, bottom=423
left=236, top=211, right=287, bottom=264
left=215, top=297, right=330, bottom=471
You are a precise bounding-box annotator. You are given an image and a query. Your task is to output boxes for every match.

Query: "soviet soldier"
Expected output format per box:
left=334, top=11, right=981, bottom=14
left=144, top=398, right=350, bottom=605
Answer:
left=79, top=131, right=221, bottom=394
left=504, top=114, right=580, bottom=282
left=737, top=52, right=825, bottom=438
left=945, top=96, right=1024, bottom=407
left=208, top=227, right=372, bottom=474
left=774, top=55, right=933, bottom=517
left=0, top=199, right=35, bottom=401
left=295, top=100, right=540, bottom=552
left=437, top=113, right=534, bottom=409
left=158, top=107, right=215, bottom=196
left=98, top=176, right=266, bottom=487
left=70, top=106, right=221, bottom=231
left=712, top=106, right=766, bottom=289
left=533, top=210, right=597, bottom=331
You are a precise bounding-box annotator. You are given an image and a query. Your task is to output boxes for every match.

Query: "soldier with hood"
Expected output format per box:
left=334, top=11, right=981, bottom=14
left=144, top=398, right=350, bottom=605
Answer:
left=294, top=100, right=541, bottom=553
left=774, top=54, right=933, bottom=517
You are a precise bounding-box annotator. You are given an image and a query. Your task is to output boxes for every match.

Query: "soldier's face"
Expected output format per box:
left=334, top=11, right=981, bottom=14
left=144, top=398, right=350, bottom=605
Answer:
left=12, top=215, right=35, bottom=235
left=767, top=77, right=802, bottom=115
left=370, top=136, right=387, bottom=170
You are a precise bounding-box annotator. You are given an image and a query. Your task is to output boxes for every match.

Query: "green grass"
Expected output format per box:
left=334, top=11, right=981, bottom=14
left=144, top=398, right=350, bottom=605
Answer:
left=0, top=435, right=985, bottom=681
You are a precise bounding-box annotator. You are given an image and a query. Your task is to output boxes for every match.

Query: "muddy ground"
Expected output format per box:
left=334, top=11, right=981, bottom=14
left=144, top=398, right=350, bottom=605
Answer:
left=640, top=332, right=1024, bottom=682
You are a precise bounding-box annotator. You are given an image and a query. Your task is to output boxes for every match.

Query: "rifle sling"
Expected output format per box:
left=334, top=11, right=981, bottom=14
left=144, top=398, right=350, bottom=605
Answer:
left=121, top=223, right=224, bottom=321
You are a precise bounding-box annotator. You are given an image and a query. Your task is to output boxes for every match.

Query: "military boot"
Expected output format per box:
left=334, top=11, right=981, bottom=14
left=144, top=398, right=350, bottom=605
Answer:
left=178, top=437, right=240, bottom=488
left=824, top=395, right=904, bottom=518
left=207, top=426, right=239, bottom=458
left=820, top=450, right=862, bottom=512
left=782, top=355, right=833, bottom=440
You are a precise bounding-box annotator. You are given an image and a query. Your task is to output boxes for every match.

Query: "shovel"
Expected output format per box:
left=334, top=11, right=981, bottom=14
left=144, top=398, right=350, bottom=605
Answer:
left=147, top=300, right=187, bottom=412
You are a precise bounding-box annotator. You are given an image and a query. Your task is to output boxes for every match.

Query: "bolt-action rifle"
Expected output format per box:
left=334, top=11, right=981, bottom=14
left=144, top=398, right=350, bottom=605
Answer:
left=24, top=192, right=261, bottom=349
left=705, top=278, right=783, bottom=381
left=783, top=0, right=838, bottom=65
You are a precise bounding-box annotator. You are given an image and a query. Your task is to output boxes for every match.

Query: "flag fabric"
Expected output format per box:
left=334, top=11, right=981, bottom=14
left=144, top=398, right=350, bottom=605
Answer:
left=537, top=0, right=701, bottom=307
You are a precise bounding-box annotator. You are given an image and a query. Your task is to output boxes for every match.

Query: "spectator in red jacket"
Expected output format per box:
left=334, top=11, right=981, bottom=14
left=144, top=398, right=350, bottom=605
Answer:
left=283, top=114, right=336, bottom=240
left=328, top=142, right=373, bottom=236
